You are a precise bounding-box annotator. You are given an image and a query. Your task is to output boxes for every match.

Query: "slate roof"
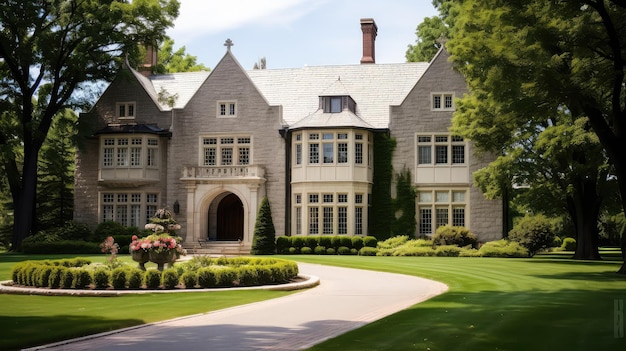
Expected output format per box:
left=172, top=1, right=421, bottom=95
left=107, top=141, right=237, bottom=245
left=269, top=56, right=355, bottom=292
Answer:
left=130, top=55, right=429, bottom=129
left=247, top=63, right=429, bottom=129
left=129, top=68, right=210, bottom=110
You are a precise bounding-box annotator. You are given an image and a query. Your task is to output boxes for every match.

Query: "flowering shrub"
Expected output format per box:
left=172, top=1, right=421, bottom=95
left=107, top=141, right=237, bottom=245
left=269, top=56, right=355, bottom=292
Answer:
left=129, top=234, right=186, bottom=257
left=100, top=236, right=123, bottom=269
left=128, top=208, right=187, bottom=261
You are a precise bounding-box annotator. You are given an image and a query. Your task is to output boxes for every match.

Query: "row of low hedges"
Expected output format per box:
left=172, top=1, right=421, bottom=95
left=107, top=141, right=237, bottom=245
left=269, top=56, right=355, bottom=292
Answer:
left=276, top=235, right=377, bottom=254
left=21, top=221, right=149, bottom=254
left=21, top=240, right=101, bottom=254
left=10, top=257, right=299, bottom=290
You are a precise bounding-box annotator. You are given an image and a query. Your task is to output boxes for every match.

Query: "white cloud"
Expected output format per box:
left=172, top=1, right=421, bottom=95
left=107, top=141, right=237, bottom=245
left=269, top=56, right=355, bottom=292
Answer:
left=169, top=0, right=326, bottom=40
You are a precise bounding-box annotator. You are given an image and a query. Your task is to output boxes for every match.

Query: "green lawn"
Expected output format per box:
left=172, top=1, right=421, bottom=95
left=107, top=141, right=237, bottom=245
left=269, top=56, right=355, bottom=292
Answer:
left=0, top=254, right=294, bottom=350
left=286, top=253, right=626, bottom=351
left=1, top=252, right=625, bottom=351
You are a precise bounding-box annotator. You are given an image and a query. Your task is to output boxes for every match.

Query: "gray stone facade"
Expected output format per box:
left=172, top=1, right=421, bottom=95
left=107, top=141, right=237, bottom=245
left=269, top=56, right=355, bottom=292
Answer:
left=74, top=41, right=503, bottom=246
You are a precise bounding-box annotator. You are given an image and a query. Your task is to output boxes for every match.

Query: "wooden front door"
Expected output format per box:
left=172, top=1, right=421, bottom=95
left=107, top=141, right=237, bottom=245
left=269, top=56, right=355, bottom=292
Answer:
left=216, top=193, right=244, bottom=241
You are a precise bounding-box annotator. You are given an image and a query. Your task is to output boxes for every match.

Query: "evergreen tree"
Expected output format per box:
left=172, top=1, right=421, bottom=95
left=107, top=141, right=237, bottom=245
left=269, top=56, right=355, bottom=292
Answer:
left=251, top=197, right=276, bottom=255
left=36, top=109, right=77, bottom=232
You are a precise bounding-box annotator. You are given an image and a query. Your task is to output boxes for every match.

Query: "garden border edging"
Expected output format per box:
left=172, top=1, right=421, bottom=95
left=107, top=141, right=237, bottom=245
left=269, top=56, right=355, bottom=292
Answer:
left=0, top=273, right=319, bottom=296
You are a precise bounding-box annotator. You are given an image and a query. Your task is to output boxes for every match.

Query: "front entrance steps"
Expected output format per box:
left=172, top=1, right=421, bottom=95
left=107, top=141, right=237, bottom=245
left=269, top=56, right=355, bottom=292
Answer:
left=184, top=240, right=251, bottom=256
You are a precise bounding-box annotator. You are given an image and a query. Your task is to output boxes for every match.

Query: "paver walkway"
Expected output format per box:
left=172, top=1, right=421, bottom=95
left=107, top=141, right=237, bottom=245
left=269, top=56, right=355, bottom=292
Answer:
left=26, top=263, right=448, bottom=351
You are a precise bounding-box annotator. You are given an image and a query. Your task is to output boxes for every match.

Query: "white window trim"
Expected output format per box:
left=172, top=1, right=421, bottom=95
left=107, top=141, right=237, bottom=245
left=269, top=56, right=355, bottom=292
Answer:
left=99, top=192, right=159, bottom=226
left=416, top=133, right=467, bottom=167
left=294, top=130, right=370, bottom=167
left=199, top=134, right=252, bottom=166
left=430, top=93, right=455, bottom=111
left=217, top=100, right=237, bottom=118
left=293, top=191, right=369, bottom=236
left=417, top=188, right=469, bottom=235
left=116, top=102, right=136, bottom=119
left=100, top=135, right=159, bottom=169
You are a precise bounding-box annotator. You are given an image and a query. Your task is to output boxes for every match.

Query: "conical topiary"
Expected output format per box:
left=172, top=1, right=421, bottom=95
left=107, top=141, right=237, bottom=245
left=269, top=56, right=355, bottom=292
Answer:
left=251, top=196, right=276, bottom=255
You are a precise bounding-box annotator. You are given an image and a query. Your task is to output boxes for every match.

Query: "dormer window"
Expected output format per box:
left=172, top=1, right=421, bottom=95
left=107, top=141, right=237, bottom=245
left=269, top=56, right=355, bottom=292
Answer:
left=321, top=96, right=356, bottom=113
left=117, top=102, right=135, bottom=119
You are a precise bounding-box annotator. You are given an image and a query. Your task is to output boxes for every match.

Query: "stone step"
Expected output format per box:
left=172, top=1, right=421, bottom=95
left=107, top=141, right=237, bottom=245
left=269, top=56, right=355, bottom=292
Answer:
left=183, top=241, right=251, bottom=256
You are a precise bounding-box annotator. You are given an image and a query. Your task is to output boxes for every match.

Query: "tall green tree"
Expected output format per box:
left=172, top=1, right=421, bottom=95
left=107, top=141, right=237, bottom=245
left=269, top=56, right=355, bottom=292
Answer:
left=406, top=16, right=449, bottom=62
left=155, top=37, right=209, bottom=73
left=406, top=1, right=452, bottom=62
left=446, top=1, right=626, bottom=266
left=0, top=0, right=179, bottom=251
left=36, top=109, right=78, bottom=232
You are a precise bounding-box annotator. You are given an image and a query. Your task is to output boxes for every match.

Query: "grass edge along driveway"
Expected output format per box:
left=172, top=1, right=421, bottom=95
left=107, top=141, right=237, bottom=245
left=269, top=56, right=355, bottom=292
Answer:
left=288, top=254, right=626, bottom=351
left=0, top=254, right=295, bottom=350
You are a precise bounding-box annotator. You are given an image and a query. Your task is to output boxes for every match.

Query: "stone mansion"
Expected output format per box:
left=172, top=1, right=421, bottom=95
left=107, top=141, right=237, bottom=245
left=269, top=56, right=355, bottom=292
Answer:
left=74, top=19, right=502, bottom=252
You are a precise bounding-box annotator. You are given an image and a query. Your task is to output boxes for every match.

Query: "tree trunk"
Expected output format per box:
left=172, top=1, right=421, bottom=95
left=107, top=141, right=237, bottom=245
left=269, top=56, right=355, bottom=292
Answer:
left=10, top=149, right=39, bottom=252
left=569, top=177, right=602, bottom=260
left=607, top=153, right=626, bottom=273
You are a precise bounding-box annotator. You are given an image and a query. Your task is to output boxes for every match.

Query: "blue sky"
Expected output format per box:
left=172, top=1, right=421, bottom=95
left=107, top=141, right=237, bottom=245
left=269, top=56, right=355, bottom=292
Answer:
left=166, top=0, right=438, bottom=70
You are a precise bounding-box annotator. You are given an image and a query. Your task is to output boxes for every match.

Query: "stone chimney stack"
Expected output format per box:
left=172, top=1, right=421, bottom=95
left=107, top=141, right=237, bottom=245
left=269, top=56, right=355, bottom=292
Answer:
left=360, top=18, right=377, bottom=64
left=139, top=44, right=158, bottom=77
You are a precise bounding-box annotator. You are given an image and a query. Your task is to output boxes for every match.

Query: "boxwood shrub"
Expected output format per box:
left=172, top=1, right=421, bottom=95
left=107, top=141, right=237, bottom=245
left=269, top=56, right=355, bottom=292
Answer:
left=300, top=247, right=313, bottom=254
left=162, top=269, right=179, bottom=289
left=144, top=270, right=161, bottom=289
left=111, top=268, right=127, bottom=289
left=337, top=246, right=351, bottom=255
left=359, top=247, right=378, bottom=256
left=197, top=268, right=217, bottom=288
left=127, top=268, right=143, bottom=289
left=181, top=271, right=198, bottom=288
left=93, top=268, right=110, bottom=289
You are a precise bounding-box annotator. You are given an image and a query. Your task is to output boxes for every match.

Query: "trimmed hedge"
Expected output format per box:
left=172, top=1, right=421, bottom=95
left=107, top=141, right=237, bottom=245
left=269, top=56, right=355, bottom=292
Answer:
left=10, top=257, right=299, bottom=290
left=276, top=235, right=378, bottom=254
left=21, top=240, right=101, bottom=254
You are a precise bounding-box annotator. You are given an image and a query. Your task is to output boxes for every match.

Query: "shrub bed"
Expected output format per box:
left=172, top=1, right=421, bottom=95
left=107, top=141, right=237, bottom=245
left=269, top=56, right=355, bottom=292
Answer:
left=9, top=257, right=299, bottom=290
left=375, top=236, right=530, bottom=258
left=276, top=235, right=378, bottom=254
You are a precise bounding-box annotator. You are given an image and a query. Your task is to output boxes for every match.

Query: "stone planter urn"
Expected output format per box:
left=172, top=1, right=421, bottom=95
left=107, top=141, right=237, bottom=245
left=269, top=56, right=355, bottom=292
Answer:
left=131, top=250, right=149, bottom=271
left=149, top=250, right=177, bottom=271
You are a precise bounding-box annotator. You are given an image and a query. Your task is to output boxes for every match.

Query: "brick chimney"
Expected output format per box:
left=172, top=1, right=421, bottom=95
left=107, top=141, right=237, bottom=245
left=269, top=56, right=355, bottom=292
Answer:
left=360, top=18, right=377, bottom=64
left=139, top=44, right=158, bottom=77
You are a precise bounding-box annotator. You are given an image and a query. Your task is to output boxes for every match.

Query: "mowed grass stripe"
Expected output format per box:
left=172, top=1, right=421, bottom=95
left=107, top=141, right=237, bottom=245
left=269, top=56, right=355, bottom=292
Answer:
left=286, top=255, right=625, bottom=351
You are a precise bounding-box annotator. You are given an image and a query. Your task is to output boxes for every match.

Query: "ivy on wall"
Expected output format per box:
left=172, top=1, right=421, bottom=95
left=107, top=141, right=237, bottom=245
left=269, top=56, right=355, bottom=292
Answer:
left=393, top=168, right=417, bottom=236
left=368, top=132, right=396, bottom=240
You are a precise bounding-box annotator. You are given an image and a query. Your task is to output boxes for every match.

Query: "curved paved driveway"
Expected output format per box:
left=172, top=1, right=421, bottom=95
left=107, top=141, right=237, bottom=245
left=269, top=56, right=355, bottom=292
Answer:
left=27, top=263, right=448, bottom=351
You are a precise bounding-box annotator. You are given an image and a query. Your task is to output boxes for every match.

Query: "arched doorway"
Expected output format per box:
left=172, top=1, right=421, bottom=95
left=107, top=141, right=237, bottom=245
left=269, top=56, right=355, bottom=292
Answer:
left=208, top=193, right=244, bottom=241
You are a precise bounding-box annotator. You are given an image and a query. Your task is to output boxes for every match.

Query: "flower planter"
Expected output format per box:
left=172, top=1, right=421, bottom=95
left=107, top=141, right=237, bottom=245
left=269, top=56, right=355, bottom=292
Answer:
left=131, top=250, right=149, bottom=271
left=149, top=250, right=177, bottom=271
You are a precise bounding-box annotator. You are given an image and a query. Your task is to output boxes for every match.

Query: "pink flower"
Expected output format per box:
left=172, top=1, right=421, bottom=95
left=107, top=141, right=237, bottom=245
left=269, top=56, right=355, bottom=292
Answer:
left=132, top=235, right=138, bottom=241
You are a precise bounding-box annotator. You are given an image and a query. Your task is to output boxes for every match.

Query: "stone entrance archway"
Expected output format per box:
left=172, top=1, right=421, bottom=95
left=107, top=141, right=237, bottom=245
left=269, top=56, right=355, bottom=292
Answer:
left=208, top=192, right=244, bottom=241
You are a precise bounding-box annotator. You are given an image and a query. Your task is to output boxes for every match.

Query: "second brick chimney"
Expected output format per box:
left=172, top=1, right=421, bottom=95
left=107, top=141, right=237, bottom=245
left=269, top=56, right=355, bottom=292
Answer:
left=360, top=18, right=377, bottom=64
left=139, top=44, right=158, bottom=77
